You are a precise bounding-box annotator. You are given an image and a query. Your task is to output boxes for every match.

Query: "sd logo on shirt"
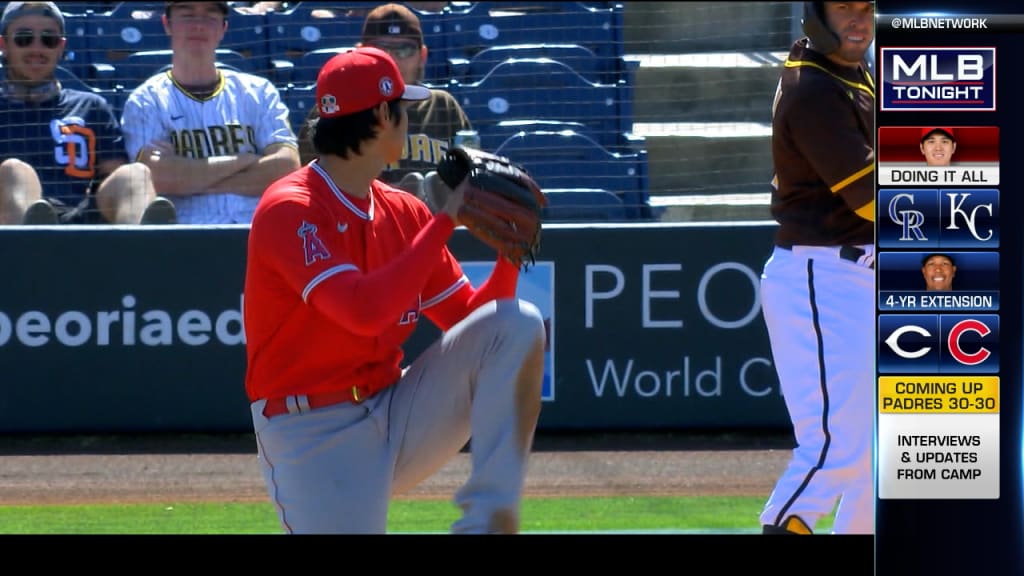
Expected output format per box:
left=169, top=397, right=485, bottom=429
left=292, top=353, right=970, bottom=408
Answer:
left=878, top=314, right=999, bottom=374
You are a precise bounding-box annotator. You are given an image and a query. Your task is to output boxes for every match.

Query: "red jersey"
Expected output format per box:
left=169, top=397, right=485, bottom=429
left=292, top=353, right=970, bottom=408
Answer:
left=243, top=161, right=469, bottom=401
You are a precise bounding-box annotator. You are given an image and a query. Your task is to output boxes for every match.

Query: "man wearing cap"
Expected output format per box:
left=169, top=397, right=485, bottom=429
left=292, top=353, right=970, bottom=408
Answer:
left=297, top=2, right=472, bottom=205
left=0, top=1, right=175, bottom=224
left=243, top=46, right=545, bottom=534
left=920, top=127, right=957, bottom=167
left=922, top=253, right=956, bottom=291
left=758, top=2, right=875, bottom=535
left=120, top=1, right=299, bottom=224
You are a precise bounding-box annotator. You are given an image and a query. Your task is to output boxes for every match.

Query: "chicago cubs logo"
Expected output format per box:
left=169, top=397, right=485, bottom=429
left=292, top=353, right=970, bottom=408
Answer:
left=297, top=221, right=331, bottom=266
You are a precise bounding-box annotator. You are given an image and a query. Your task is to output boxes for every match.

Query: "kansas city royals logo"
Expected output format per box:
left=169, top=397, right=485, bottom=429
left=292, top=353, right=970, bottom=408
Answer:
left=298, top=221, right=331, bottom=266
left=880, top=47, right=996, bottom=111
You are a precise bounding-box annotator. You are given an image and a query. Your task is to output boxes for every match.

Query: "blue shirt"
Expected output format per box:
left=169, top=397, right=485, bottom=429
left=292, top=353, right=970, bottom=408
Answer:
left=0, top=88, right=126, bottom=204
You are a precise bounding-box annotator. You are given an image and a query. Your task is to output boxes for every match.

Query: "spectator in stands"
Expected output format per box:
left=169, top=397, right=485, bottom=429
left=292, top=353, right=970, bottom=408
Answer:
left=120, top=1, right=299, bottom=224
left=0, top=1, right=176, bottom=225
left=297, top=3, right=471, bottom=209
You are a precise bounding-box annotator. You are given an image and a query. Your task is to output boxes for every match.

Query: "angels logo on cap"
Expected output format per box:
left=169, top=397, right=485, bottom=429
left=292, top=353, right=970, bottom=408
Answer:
left=316, top=46, right=431, bottom=118
left=320, top=94, right=340, bottom=115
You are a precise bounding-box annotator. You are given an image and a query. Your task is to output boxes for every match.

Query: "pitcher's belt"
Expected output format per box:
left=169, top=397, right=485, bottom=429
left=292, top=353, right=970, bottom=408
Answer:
left=263, top=386, right=363, bottom=419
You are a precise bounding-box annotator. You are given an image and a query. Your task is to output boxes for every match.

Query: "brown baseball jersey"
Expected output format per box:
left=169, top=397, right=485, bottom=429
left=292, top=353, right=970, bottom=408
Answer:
left=297, top=88, right=471, bottom=184
left=769, top=38, right=875, bottom=248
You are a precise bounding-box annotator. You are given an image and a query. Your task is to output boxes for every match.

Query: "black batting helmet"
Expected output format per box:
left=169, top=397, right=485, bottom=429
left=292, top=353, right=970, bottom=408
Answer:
left=802, top=2, right=874, bottom=54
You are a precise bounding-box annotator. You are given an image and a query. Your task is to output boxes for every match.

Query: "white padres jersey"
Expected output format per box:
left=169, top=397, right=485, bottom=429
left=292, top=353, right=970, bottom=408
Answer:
left=121, top=69, right=298, bottom=224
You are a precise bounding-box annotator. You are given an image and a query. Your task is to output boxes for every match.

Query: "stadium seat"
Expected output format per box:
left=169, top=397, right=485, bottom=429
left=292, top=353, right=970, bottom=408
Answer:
left=447, top=57, right=629, bottom=151
left=221, top=9, right=271, bottom=76
left=451, top=43, right=603, bottom=85
left=266, top=2, right=376, bottom=85
left=60, top=10, right=95, bottom=81
left=541, top=188, right=629, bottom=222
left=84, top=2, right=170, bottom=86
left=278, top=82, right=318, bottom=136
left=116, top=49, right=249, bottom=90
left=442, top=2, right=627, bottom=83
left=495, top=129, right=652, bottom=219
left=476, top=119, right=589, bottom=152
left=292, top=46, right=355, bottom=87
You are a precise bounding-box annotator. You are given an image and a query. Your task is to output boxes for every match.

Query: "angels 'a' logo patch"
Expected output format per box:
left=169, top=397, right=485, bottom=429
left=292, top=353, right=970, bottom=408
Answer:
left=298, top=220, right=331, bottom=266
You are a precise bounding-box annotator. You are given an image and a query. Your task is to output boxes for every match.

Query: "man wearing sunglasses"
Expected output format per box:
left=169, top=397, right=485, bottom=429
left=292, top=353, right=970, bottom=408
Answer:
left=0, top=1, right=176, bottom=225
left=297, top=3, right=472, bottom=206
left=120, top=1, right=299, bottom=224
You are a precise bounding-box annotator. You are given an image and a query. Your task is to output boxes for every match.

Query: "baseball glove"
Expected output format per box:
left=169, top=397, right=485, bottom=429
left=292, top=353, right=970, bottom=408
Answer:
left=436, top=146, right=547, bottom=269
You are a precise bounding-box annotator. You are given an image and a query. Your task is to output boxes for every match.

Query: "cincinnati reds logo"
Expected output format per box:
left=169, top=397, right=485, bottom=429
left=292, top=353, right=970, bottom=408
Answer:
left=298, top=220, right=331, bottom=266
left=379, top=77, right=395, bottom=98
left=885, top=325, right=932, bottom=359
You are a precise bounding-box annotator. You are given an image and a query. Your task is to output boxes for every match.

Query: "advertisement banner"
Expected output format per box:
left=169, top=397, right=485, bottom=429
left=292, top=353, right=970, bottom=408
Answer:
left=0, top=224, right=787, bottom=433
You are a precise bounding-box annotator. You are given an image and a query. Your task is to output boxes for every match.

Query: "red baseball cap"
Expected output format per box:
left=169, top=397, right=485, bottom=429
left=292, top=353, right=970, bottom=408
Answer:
left=920, top=127, right=956, bottom=142
left=315, top=46, right=430, bottom=118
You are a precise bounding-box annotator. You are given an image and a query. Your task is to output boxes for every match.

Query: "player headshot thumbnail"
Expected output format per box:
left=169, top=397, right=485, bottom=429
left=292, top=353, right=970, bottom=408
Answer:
left=877, top=126, right=999, bottom=186
left=920, top=127, right=957, bottom=167
left=921, top=253, right=956, bottom=291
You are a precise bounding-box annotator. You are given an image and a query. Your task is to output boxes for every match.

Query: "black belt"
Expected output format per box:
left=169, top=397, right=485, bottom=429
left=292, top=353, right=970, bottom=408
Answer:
left=838, top=246, right=873, bottom=269
left=779, top=245, right=874, bottom=269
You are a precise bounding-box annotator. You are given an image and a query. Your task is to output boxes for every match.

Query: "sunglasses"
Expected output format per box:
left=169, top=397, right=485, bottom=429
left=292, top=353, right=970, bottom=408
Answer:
left=10, top=29, right=61, bottom=49
left=370, top=42, right=420, bottom=60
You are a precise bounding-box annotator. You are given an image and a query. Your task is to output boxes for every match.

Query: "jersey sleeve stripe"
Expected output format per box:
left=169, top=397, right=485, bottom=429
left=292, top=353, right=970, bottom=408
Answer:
left=830, top=163, right=874, bottom=194
left=302, top=264, right=360, bottom=302
left=421, top=275, right=469, bottom=309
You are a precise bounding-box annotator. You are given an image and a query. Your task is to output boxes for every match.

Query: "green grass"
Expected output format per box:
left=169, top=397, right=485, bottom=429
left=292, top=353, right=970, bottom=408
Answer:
left=0, top=497, right=835, bottom=534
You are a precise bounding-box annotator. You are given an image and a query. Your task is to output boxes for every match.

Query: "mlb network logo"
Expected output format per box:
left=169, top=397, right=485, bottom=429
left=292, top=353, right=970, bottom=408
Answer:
left=878, top=314, right=999, bottom=374
left=878, top=188, right=999, bottom=249
left=880, top=47, right=996, bottom=111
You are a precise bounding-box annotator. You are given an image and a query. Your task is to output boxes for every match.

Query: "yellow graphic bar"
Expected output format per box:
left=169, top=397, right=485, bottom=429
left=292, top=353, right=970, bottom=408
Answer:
left=879, top=377, right=999, bottom=414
